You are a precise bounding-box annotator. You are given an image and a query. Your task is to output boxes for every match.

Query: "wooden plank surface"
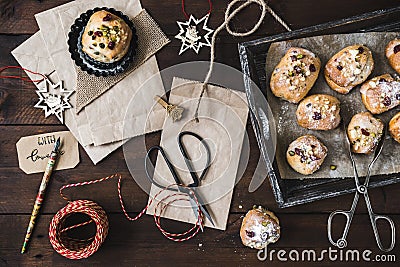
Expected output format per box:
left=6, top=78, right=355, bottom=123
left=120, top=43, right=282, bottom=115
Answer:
left=0, top=214, right=400, bottom=266
left=0, top=0, right=400, bottom=266
left=1, top=214, right=399, bottom=266
left=0, top=0, right=399, bottom=35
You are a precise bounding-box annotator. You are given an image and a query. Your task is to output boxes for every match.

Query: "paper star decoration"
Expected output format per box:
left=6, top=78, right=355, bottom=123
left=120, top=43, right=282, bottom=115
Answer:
left=175, top=14, right=214, bottom=55
left=34, top=78, right=73, bottom=123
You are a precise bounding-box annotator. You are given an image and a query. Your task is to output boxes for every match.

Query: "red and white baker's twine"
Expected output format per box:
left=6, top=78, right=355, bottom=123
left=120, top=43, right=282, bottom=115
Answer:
left=0, top=66, right=46, bottom=83
left=49, top=174, right=204, bottom=259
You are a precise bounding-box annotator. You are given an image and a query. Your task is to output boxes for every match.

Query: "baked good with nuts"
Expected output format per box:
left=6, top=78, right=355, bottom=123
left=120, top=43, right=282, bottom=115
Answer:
left=325, top=45, right=374, bottom=94
left=347, top=112, right=384, bottom=154
left=385, top=38, right=400, bottom=74
left=389, top=112, right=400, bottom=144
left=82, top=10, right=132, bottom=63
left=360, top=74, right=400, bottom=114
left=296, top=94, right=341, bottom=130
left=240, top=206, right=280, bottom=250
left=286, top=135, right=328, bottom=175
left=270, top=47, right=321, bottom=103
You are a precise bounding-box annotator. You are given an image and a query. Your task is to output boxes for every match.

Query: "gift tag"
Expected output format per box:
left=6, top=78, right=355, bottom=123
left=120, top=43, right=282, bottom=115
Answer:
left=154, top=95, right=184, bottom=122
left=16, top=131, right=79, bottom=174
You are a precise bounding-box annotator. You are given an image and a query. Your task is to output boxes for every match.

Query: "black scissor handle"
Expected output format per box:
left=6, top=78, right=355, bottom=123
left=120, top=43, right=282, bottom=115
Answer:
left=178, top=131, right=211, bottom=187
left=145, top=145, right=181, bottom=189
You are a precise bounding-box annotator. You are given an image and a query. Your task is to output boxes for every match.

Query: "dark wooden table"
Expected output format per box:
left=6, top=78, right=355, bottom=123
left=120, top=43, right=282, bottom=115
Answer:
left=1, top=1, right=400, bottom=266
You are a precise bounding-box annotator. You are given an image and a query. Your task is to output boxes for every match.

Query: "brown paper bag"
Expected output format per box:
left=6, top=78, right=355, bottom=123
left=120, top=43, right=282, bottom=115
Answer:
left=146, top=77, right=249, bottom=230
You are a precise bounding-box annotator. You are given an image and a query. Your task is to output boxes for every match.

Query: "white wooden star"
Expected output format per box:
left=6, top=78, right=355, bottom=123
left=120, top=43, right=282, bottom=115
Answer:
left=34, top=78, right=73, bottom=123
left=175, top=14, right=214, bottom=55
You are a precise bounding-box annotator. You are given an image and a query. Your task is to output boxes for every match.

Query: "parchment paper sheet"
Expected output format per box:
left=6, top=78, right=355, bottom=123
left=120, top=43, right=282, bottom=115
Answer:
left=265, top=32, right=400, bottom=179
left=146, top=77, right=249, bottom=230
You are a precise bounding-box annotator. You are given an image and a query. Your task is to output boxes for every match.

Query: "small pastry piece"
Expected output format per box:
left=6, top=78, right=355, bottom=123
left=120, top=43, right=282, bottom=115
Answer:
left=360, top=74, right=400, bottom=114
left=385, top=39, right=400, bottom=74
left=347, top=112, right=384, bottom=154
left=296, top=94, right=341, bottom=130
left=286, top=135, right=328, bottom=175
left=82, top=10, right=132, bottom=63
left=325, top=45, right=374, bottom=94
left=240, top=206, right=280, bottom=249
left=389, top=112, right=400, bottom=144
left=270, top=47, right=321, bottom=103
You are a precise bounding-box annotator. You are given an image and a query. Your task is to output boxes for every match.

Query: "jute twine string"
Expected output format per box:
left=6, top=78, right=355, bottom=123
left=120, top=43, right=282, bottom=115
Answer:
left=49, top=174, right=203, bottom=260
left=194, top=0, right=292, bottom=120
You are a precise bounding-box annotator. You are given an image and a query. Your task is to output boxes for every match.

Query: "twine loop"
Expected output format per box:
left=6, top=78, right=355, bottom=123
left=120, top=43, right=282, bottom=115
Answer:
left=224, top=0, right=267, bottom=38
left=194, top=0, right=291, bottom=120
left=49, top=174, right=204, bottom=259
left=181, top=0, right=212, bottom=20
left=204, top=0, right=291, bottom=85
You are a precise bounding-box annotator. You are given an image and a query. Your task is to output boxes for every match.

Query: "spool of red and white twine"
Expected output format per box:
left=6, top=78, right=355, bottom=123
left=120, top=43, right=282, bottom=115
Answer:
left=49, top=200, right=109, bottom=260
left=49, top=174, right=203, bottom=260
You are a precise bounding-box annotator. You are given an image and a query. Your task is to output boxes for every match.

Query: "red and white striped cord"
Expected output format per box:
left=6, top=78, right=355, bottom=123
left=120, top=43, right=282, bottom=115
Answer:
left=49, top=199, right=108, bottom=260
left=0, top=66, right=46, bottom=83
left=49, top=174, right=203, bottom=259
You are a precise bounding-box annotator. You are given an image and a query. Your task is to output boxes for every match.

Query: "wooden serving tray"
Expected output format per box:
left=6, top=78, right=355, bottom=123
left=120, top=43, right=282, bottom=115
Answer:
left=239, top=6, right=400, bottom=208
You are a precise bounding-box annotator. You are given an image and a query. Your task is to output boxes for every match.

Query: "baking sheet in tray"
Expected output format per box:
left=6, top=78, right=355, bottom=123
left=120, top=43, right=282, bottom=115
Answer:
left=265, top=32, right=400, bottom=179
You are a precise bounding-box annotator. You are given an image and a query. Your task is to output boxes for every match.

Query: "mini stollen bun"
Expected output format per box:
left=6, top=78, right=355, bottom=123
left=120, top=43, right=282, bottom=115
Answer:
left=240, top=206, right=280, bottom=250
left=360, top=74, right=400, bottom=114
left=270, top=47, right=321, bottom=103
left=385, top=38, right=400, bottom=74
left=82, top=10, right=132, bottom=63
left=296, top=94, right=341, bottom=130
left=347, top=112, right=384, bottom=154
left=325, top=45, right=374, bottom=94
left=286, top=135, right=328, bottom=175
left=389, top=112, right=400, bottom=144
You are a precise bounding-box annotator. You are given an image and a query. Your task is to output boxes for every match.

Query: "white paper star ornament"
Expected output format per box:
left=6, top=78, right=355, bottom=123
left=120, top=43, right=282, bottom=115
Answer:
left=175, top=14, right=214, bottom=55
left=34, top=78, right=73, bottom=123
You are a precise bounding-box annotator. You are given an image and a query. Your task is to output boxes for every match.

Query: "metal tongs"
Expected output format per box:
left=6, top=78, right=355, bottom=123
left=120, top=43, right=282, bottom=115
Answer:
left=328, top=124, right=396, bottom=252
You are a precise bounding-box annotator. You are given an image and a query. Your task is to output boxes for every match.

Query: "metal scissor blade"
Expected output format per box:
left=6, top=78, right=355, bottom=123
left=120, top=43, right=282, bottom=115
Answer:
left=191, top=190, right=215, bottom=227
left=199, top=203, right=215, bottom=227
left=189, top=197, right=203, bottom=232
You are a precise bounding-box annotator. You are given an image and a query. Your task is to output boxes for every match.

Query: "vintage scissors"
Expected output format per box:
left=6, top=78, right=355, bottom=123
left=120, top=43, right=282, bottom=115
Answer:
left=328, top=125, right=395, bottom=252
left=145, top=131, right=215, bottom=230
